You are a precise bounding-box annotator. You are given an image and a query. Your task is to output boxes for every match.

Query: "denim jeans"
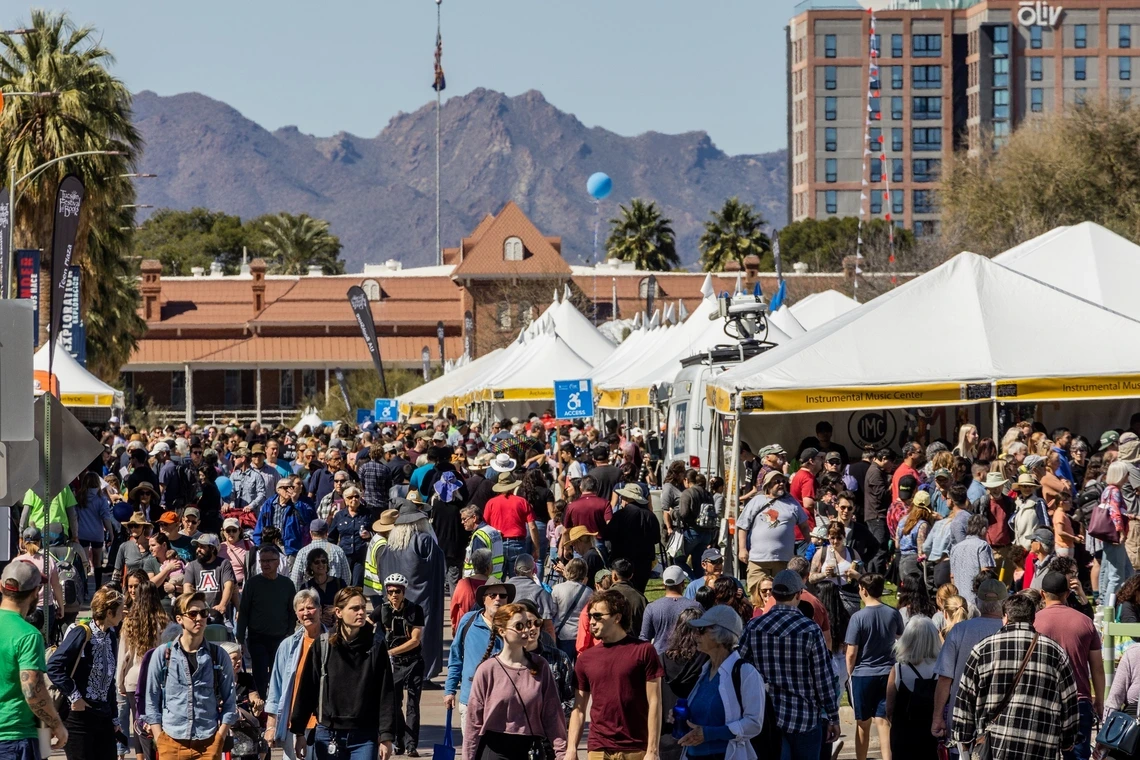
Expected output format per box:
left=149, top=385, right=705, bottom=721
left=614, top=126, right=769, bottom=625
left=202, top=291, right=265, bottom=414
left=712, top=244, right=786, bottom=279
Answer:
left=502, top=537, right=528, bottom=578
left=0, top=739, right=39, bottom=760
left=1063, top=699, right=1095, bottom=760
left=1101, top=542, right=1134, bottom=603
left=313, top=727, right=376, bottom=760
left=682, top=528, right=714, bottom=579
left=780, top=722, right=823, bottom=760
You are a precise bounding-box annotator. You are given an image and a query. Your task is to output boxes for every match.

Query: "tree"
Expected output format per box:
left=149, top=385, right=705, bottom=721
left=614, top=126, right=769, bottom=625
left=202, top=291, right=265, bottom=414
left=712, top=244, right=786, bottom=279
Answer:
left=940, top=103, right=1140, bottom=254
left=133, top=208, right=262, bottom=275
left=698, top=197, right=771, bottom=271
left=257, top=212, right=344, bottom=275
left=777, top=217, right=921, bottom=299
left=604, top=199, right=680, bottom=271
left=0, top=11, right=145, bottom=378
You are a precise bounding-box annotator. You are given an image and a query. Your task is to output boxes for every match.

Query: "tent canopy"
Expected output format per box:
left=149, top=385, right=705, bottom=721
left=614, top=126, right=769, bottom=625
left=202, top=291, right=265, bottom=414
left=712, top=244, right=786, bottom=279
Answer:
left=710, top=252, right=1140, bottom=414
left=789, top=290, right=858, bottom=331
left=397, top=348, right=504, bottom=415
left=993, top=221, right=1140, bottom=321
left=34, top=344, right=124, bottom=408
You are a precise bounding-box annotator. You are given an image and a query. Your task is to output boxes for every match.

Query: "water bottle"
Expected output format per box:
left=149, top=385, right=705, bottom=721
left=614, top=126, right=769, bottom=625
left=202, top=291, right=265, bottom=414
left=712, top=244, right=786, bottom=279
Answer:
left=672, top=698, right=690, bottom=740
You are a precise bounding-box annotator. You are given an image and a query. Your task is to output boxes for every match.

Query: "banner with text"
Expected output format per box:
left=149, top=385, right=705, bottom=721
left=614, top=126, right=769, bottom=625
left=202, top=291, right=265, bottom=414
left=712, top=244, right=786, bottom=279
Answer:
left=0, top=188, right=10, bottom=300
left=346, top=285, right=388, bottom=397
left=49, top=175, right=85, bottom=366
left=59, top=265, right=82, bottom=363
left=15, top=249, right=40, bottom=347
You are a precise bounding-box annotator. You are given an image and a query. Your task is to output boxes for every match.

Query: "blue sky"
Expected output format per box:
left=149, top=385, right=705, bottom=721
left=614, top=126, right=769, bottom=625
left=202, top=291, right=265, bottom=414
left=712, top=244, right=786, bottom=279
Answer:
left=17, top=1, right=793, bottom=156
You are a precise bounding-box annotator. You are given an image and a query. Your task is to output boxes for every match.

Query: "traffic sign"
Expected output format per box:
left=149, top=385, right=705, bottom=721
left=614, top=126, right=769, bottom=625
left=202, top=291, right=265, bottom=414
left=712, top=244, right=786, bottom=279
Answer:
left=554, top=379, right=593, bottom=419
left=356, top=409, right=374, bottom=426
left=374, top=398, right=399, bottom=424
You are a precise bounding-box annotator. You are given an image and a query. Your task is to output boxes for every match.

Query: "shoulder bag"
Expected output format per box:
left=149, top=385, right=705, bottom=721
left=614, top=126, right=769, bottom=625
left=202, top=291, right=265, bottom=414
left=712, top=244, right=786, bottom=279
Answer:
left=495, top=659, right=555, bottom=760
left=970, top=634, right=1038, bottom=760
left=1096, top=701, right=1140, bottom=758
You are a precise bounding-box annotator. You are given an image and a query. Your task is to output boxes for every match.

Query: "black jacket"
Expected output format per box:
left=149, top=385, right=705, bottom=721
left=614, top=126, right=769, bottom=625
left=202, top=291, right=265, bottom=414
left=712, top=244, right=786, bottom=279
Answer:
left=863, top=463, right=891, bottom=522
left=47, top=622, right=118, bottom=716
left=604, top=504, right=661, bottom=566
left=677, top=485, right=713, bottom=530
left=289, top=623, right=398, bottom=739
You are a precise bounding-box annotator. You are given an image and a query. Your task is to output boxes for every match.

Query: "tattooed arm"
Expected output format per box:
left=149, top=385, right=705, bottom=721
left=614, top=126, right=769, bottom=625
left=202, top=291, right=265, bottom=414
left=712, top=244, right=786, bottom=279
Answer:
left=21, top=669, right=68, bottom=747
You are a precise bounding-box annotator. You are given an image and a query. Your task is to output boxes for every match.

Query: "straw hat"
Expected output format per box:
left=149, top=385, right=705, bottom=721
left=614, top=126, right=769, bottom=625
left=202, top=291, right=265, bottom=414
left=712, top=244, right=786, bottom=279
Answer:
left=567, top=525, right=598, bottom=543
left=1015, top=473, right=1039, bottom=489
left=371, top=508, right=399, bottom=534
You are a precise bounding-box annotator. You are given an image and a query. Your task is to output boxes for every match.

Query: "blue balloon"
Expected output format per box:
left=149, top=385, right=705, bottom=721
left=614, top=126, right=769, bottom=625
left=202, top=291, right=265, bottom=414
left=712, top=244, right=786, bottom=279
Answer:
left=216, top=475, right=233, bottom=499
left=587, top=172, right=612, bottom=200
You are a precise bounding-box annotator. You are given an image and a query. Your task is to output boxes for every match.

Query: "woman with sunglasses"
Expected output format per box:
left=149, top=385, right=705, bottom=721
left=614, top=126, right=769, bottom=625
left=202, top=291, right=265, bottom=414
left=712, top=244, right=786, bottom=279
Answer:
left=118, top=582, right=168, bottom=760
left=219, top=517, right=255, bottom=591
left=300, top=548, right=346, bottom=628
left=464, top=602, right=568, bottom=760
left=289, top=587, right=399, bottom=760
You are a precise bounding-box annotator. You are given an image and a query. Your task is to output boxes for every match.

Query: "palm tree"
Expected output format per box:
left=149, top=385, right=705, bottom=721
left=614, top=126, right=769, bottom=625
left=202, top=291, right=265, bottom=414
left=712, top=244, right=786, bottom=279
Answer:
left=258, top=213, right=345, bottom=275
left=698, top=197, right=772, bottom=272
left=0, top=11, right=144, bottom=378
left=605, top=199, right=680, bottom=271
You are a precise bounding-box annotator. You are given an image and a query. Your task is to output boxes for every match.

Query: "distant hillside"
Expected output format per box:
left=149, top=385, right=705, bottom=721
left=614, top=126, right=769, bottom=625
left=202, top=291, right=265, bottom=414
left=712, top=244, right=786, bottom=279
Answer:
left=131, top=87, right=787, bottom=270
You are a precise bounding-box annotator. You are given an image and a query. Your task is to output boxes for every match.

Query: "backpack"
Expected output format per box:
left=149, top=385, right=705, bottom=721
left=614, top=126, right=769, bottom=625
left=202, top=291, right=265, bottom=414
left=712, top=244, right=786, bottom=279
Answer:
left=695, top=497, right=719, bottom=530
left=154, top=640, right=226, bottom=721
left=901, top=663, right=938, bottom=724
left=731, top=659, right=780, bottom=757
left=1076, top=481, right=1105, bottom=529
left=46, top=622, right=91, bottom=713
left=54, top=547, right=83, bottom=610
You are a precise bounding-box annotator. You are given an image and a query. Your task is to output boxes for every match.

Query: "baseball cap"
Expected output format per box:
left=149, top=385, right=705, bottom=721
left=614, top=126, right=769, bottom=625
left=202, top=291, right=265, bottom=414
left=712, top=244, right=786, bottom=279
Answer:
left=1, top=561, right=42, bottom=593
left=772, top=569, right=805, bottom=596
left=222, top=517, right=242, bottom=531
left=1040, top=571, right=1069, bottom=596
left=762, top=470, right=788, bottom=489
left=250, top=443, right=265, bottom=455
left=933, top=468, right=952, bottom=480
left=976, top=578, right=1009, bottom=603
left=1031, top=527, right=1055, bottom=550
left=824, top=451, right=842, bottom=463
left=662, top=566, right=688, bottom=587
left=1024, top=454, right=1045, bottom=470
left=701, top=548, right=723, bottom=563
left=21, top=526, right=41, bottom=543
left=432, top=431, right=447, bottom=442
left=897, top=474, right=918, bottom=499
left=800, top=447, right=820, bottom=462
left=1101, top=430, right=1122, bottom=449
left=192, top=533, right=220, bottom=548
left=149, top=441, right=170, bottom=456
left=183, top=507, right=200, bottom=519
left=310, top=518, right=329, bottom=534
left=594, top=569, right=612, bottom=585
left=689, top=604, right=744, bottom=639
left=913, top=491, right=931, bottom=508
left=382, top=443, right=396, bottom=453
left=156, top=511, right=179, bottom=525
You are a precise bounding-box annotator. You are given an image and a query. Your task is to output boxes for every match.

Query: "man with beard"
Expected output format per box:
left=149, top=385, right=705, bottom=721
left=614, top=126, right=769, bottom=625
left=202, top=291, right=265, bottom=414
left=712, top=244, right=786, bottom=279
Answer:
left=737, top=471, right=812, bottom=594
left=182, top=534, right=237, bottom=621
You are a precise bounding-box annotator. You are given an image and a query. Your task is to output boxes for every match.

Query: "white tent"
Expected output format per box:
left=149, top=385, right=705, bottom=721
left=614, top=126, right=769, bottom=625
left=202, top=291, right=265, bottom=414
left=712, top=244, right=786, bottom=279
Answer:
left=993, top=221, right=1140, bottom=321
left=33, top=344, right=124, bottom=408
left=397, top=348, right=505, bottom=415
left=293, top=408, right=324, bottom=434
left=709, top=252, right=1140, bottom=416
left=549, top=288, right=616, bottom=365
left=789, top=290, right=858, bottom=331
left=768, top=304, right=807, bottom=338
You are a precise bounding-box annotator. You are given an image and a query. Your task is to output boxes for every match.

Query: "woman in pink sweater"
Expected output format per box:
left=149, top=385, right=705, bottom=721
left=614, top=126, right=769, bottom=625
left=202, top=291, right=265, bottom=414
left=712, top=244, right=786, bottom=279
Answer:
left=463, top=603, right=568, bottom=760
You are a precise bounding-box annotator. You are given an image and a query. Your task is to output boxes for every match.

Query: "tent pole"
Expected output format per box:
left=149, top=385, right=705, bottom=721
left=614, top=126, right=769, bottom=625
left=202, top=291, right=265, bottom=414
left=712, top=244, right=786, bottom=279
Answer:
left=184, top=364, right=193, bottom=425
left=728, top=413, right=743, bottom=579
left=992, top=399, right=999, bottom=441
left=256, top=367, right=262, bottom=424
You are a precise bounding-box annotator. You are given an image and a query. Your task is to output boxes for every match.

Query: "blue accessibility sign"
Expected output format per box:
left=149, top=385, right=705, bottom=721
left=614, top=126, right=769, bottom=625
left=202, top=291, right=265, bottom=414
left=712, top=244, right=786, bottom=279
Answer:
left=373, top=398, right=400, bottom=423
left=554, top=379, right=594, bottom=419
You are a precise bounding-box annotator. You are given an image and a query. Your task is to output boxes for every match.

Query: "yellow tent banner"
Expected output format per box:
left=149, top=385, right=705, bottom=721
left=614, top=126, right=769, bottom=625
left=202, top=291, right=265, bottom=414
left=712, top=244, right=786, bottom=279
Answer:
left=724, top=382, right=983, bottom=414
left=998, top=375, right=1140, bottom=402
left=621, top=388, right=650, bottom=409
left=490, top=387, right=555, bottom=401
left=597, top=389, right=623, bottom=410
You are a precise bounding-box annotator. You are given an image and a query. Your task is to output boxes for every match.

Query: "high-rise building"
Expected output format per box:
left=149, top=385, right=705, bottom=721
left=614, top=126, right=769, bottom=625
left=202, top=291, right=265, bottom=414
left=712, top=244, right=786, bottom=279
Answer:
left=787, top=0, right=1139, bottom=237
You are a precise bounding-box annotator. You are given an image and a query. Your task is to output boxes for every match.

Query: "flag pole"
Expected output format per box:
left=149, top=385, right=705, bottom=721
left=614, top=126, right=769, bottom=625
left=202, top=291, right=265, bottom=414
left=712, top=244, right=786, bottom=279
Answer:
left=435, top=0, right=443, bottom=267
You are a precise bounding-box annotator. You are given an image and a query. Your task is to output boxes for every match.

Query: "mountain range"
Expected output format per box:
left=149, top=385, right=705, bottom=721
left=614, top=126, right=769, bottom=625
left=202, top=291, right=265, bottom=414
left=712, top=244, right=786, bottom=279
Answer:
left=130, top=87, right=787, bottom=271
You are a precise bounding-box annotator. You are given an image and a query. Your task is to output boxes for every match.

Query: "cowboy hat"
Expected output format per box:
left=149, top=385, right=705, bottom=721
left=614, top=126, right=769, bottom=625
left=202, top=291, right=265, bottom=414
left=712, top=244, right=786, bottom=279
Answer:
left=393, top=498, right=426, bottom=525
left=488, top=452, right=517, bottom=473
left=614, top=484, right=647, bottom=504
left=566, top=525, right=598, bottom=543
left=126, top=512, right=152, bottom=528
left=371, top=508, right=399, bottom=534
left=1015, top=473, right=1039, bottom=489
left=983, top=471, right=1009, bottom=490
left=491, top=471, right=522, bottom=493
left=406, top=490, right=426, bottom=505
left=476, top=582, right=516, bottom=606
left=468, top=453, right=493, bottom=472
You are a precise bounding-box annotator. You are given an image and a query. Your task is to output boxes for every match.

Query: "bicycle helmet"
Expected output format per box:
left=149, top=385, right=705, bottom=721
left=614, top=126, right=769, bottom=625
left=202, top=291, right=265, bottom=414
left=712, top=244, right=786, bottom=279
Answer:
left=384, top=573, right=409, bottom=588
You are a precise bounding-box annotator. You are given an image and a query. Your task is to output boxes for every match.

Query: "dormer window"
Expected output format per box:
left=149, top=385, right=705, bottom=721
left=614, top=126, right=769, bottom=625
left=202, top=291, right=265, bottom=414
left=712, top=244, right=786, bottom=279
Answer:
left=504, top=236, right=524, bottom=261
left=360, top=279, right=382, bottom=301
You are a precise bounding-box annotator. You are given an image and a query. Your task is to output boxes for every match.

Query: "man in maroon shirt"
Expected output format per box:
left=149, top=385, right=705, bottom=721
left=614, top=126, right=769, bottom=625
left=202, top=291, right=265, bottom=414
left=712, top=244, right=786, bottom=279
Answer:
left=982, top=471, right=1016, bottom=584
left=890, top=442, right=925, bottom=501
left=559, top=475, right=612, bottom=558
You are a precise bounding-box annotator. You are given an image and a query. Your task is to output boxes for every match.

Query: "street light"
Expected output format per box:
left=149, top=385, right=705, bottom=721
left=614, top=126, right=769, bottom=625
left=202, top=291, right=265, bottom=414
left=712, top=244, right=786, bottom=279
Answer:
left=106, top=173, right=157, bottom=179
left=118, top=204, right=152, bottom=209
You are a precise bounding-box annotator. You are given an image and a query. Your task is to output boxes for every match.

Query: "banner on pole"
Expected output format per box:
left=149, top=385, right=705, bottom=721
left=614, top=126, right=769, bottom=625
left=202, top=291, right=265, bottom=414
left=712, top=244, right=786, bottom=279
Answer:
left=645, top=274, right=657, bottom=319
left=436, top=320, right=445, bottom=365
left=346, top=285, right=389, bottom=397
left=0, top=188, right=10, bottom=300
left=554, top=379, right=594, bottom=419
left=15, top=249, right=40, bottom=347
left=421, top=346, right=431, bottom=382
left=49, top=175, right=85, bottom=366
left=463, top=310, right=474, bottom=359
left=59, top=265, right=82, bottom=362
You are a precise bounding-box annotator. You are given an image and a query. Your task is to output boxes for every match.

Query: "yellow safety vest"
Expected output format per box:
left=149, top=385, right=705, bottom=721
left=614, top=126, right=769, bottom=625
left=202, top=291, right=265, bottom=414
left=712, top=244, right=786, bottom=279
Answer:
left=463, top=525, right=504, bottom=581
left=363, top=535, right=388, bottom=592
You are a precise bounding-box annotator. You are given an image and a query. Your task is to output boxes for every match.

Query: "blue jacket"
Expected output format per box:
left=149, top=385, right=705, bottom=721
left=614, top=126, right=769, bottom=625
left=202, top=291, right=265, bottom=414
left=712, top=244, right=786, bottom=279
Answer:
left=265, top=628, right=309, bottom=742
left=143, top=640, right=238, bottom=740
left=254, top=496, right=315, bottom=554
left=445, top=610, right=499, bottom=704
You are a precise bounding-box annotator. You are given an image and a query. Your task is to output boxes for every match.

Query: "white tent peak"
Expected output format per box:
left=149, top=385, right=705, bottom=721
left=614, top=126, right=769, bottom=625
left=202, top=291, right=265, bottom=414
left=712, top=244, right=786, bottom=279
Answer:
left=649, top=310, right=661, bottom=329
left=789, top=290, right=858, bottom=331
left=677, top=299, right=689, bottom=321
left=733, top=273, right=743, bottom=296
left=700, top=273, right=715, bottom=299
left=563, top=283, right=572, bottom=302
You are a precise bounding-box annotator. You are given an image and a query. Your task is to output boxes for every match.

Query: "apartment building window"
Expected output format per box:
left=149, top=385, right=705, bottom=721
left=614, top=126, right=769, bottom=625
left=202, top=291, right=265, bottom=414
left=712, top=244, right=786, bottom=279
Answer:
left=825, top=127, right=837, bottom=151
left=825, top=66, right=837, bottom=89
left=993, top=58, right=1009, bottom=87
left=1031, top=58, right=1043, bottom=81
left=870, top=34, right=881, bottom=56
left=1075, top=57, right=1087, bottom=80
left=893, top=158, right=905, bottom=182
left=891, top=96, right=903, bottom=119
left=913, top=65, right=942, bottom=89
left=1122, top=57, right=1133, bottom=80
left=871, top=191, right=882, bottom=214
left=870, top=96, right=881, bottom=120
left=891, top=34, right=903, bottom=58
left=891, top=66, right=904, bottom=89
left=892, top=127, right=904, bottom=151
left=870, top=127, right=882, bottom=149
left=914, top=220, right=940, bottom=237
left=993, top=25, right=1010, bottom=56
left=825, top=159, right=838, bottom=183
left=913, top=96, right=942, bottom=120
left=892, top=189, right=904, bottom=214
left=913, top=127, right=942, bottom=151
left=993, top=89, right=1010, bottom=119
left=1031, top=26, right=1043, bottom=49
left=280, top=371, right=295, bottom=407
left=913, top=189, right=936, bottom=214
left=826, top=190, right=838, bottom=214
left=870, top=74, right=881, bottom=91
left=913, top=34, right=942, bottom=58
left=1123, top=24, right=1133, bottom=49
left=1031, top=88, right=1044, bottom=112
left=825, top=96, right=837, bottom=120
left=912, top=158, right=941, bottom=182
left=870, top=158, right=882, bottom=182
left=1075, top=25, right=1087, bottom=49
left=825, top=34, right=837, bottom=58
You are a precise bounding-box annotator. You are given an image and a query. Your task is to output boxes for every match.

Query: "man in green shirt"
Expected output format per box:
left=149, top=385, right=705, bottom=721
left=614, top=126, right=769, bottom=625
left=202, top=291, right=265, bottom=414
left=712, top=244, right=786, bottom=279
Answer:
left=0, top=560, right=67, bottom=756
left=21, top=486, right=79, bottom=543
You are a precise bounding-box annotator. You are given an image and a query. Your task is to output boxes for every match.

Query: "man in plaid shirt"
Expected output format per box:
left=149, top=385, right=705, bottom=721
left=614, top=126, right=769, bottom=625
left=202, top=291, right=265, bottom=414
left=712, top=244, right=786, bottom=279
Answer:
left=951, top=593, right=1079, bottom=760
left=738, top=569, right=840, bottom=759
left=356, top=444, right=392, bottom=513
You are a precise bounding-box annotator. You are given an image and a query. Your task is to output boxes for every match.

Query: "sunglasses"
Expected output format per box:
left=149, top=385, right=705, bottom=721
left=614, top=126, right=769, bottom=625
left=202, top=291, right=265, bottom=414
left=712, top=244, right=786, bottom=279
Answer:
left=587, top=612, right=612, bottom=622
left=311, top=558, right=328, bottom=565
left=184, top=517, right=198, bottom=523
left=486, top=592, right=509, bottom=600
left=224, top=528, right=238, bottom=533
left=507, top=621, right=538, bottom=633
left=181, top=609, right=207, bottom=620
left=386, top=588, right=404, bottom=595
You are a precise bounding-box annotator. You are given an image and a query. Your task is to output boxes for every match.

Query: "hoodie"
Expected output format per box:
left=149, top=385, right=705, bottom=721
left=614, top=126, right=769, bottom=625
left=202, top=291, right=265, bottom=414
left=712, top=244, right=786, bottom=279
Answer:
left=288, top=623, right=398, bottom=739
left=1013, top=496, right=1042, bottom=549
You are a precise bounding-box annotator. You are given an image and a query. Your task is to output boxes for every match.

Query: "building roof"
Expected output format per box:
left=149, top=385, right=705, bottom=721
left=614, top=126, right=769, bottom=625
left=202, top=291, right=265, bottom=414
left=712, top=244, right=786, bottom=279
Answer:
left=450, top=201, right=572, bottom=279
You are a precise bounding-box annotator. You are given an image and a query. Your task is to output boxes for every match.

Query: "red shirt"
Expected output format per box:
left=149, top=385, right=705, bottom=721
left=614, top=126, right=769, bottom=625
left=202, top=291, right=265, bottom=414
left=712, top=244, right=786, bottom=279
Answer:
left=450, top=577, right=485, bottom=633
left=891, top=463, right=920, bottom=501
left=789, top=468, right=818, bottom=540
left=575, top=636, right=665, bottom=752
left=483, top=493, right=534, bottom=539
left=986, top=494, right=1015, bottom=548
left=563, top=494, right=613, bottom=536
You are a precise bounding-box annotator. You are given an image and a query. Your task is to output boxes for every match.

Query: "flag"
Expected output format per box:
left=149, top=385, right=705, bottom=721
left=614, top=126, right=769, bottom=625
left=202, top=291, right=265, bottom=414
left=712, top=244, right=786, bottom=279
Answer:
left=347, top=285, right=389, bottom=397
left=49, top=175, right=84, bottom=367
left=432, top=30, right=446, bottom=92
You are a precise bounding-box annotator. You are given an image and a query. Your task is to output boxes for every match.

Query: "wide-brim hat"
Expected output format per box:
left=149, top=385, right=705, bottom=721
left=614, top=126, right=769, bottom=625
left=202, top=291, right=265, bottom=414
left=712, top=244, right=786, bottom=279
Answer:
left=406, top=489, right=426, bottom=505
left=491, top=471, right=522, bottom=493
left=489, top=453, right=517, bottom=473
left=567, top=525, right=598, bottom=543
left=129, top=482, right=158, bottom=501
left=393, top=498, right=425, bottom=525
left=983, top=472, right=1010, bottom=489
left=126, top=512, right=152, bottom=528
left=469, top=453, right=493, bottom=472
left=476, top=582, right=516, bottom=606
left=614, top=484, right=646, bottom=504
left=372, top=508, right=399, bottom=534
left=1015, top=473, right=1039, bottom=489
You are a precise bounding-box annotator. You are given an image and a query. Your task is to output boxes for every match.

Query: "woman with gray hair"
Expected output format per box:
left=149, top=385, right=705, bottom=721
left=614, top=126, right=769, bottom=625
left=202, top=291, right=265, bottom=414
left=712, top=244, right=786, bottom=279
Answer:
left=1096, top=460, right=1134, bottom=601
left=677, top=605, right=765, bottom=760
left=263, top=589, right=323, bottom=759
left=885, top=616, right=941, bottom=759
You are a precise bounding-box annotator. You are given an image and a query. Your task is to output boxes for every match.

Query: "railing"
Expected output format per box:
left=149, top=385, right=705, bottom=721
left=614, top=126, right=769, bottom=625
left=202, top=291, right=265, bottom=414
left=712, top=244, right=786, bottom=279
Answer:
left=148, top=406, right=303, bottom=427
left=1100, top=608, right=1140, bottom=689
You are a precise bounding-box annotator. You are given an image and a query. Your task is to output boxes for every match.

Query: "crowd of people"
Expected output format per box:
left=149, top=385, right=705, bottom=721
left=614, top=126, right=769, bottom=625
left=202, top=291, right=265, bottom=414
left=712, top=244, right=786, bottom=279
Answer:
left=3, top=410, right=1140, bottom=760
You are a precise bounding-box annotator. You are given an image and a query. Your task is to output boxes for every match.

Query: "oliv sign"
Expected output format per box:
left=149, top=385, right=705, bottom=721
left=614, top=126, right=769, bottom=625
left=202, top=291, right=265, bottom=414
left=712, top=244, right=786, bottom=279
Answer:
left=1018, top=1, right=1062, bottom=27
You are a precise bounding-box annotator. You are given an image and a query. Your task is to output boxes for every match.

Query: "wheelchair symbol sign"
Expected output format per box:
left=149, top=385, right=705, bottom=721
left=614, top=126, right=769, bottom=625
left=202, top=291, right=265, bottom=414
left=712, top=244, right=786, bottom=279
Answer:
left=554, top=379, right=594, bottom=419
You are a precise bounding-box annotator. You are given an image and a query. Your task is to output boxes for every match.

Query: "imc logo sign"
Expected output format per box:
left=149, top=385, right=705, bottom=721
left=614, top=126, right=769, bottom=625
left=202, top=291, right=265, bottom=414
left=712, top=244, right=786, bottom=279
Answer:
left=1018, top=1, right=1062, bottom=27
